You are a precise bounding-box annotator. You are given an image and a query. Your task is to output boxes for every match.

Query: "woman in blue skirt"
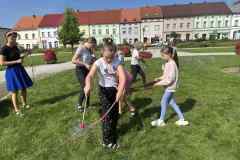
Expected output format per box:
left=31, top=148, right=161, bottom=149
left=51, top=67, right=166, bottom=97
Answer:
left=0, top=31, right=33, bottom=116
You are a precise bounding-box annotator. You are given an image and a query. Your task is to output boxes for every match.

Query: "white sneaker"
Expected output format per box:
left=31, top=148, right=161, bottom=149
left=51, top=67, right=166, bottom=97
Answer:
left=151, top=119, right=166, bottom=127
left=175, top=120, right=189, bottom=126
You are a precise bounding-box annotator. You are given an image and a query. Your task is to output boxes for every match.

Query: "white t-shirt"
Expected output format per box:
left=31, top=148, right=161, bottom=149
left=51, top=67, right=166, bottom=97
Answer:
left=75, top=45, right=93, bottom=66
left=94, top=57, right=121, bottom=88
left=131, top=49, right=139, bottom=65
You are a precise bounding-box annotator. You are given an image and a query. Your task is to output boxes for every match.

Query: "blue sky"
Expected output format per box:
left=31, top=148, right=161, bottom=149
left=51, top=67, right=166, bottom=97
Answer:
left=0, top=0, right=234, bottom=28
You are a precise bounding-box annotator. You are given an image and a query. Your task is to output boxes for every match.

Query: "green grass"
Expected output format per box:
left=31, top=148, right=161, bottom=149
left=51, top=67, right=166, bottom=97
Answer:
left=178, top=46, right=235, bottom=53
left=0, top=52, right=73, bottom=71
left=177, top=40, right=237, bottom=48
left=1, top=56, right=240, bottom=160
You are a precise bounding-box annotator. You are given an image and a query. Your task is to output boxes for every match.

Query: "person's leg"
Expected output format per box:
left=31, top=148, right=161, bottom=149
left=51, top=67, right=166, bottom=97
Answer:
left=131, top=65, right=138, bottom=82
left=76, top=67, right=86, bottom=107
left=20, top=89, right=27, bottom=106
left=138, top=65, right=146, bottom=85
left=11, top=91, right=19, bottom=112
left=159, top=91, right=173, bottom=121
left=169, top=97, right=184, bottom=120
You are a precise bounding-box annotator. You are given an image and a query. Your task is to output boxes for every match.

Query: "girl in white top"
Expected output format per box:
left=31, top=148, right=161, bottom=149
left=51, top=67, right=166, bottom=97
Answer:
left=151, top=47, right=189, bottom=127
left=84, top=42, right=126, bottom=149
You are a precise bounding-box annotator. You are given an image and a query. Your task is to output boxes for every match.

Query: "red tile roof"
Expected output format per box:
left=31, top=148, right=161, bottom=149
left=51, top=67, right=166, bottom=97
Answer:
left=161, top=2, right=232, bottom=18
left=88, top=9, right=122, bottom=25
left=121, top=8, right=141, bottom=23
left=140, top=6, right=163, bottom=19
left=76, top=11, right=90, bottom=25
left=39, top=14, right=64, bottom=28
left=13, top=16, right=43, bottom=30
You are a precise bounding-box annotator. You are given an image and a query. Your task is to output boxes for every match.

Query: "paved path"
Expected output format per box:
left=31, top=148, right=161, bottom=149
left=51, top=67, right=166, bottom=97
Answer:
left=0, top=50, right=235, bottom=99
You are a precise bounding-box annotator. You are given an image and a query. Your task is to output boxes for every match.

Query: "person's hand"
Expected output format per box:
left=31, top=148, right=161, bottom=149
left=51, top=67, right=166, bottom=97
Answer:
left=16, top=59, right=22, bottom=64
left=154, top=77, right=160, bottom=82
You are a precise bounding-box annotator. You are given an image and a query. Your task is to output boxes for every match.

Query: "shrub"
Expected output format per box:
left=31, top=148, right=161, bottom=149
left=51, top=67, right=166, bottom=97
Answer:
left=43, top=49, right=57, bottom=64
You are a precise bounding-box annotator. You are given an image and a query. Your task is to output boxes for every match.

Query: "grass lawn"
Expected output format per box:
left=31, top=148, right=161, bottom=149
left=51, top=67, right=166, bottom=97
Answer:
left=0, top=52, right=73, bottom=71
left=178, top=46, right=235, bottom=53
left=1, top=55, right=240, bottom=160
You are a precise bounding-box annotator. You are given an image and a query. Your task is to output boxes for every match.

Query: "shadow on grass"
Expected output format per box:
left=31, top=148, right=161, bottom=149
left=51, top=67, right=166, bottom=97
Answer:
left=119, top=97, right=152, bottom=136
left=141, top=98, right=196, bottom=121
left=34, top=90, right=79, bottom=106
left=0, top=99, right=11, bottom=118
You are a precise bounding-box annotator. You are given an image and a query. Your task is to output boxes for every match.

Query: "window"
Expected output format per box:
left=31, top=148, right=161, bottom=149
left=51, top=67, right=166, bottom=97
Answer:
left=234, top=20, right=239, bottom=27
left=225, top=20, right=229, bottom=27
left=203, top=21, right=207, bottom=28
left=26, top=44, right=30, bottom=49
left=128, top=27, right=132, bottom=34
left=106, top=29, right=109, bottom=35
left=32, top=33, right=35, bottom=39
left=218, top=21, right=222, bottom=27
left=134, top=27, right=138, bottom=34
left=92, top=29, right=96, bottom=35
left=48, top=42, right=52, bottom=48
left=54, top=41, right=58, bottom=48
left=42, top=32, right=45, bottom=38
left=25, top=34, right=28, bottom=39
left=167, top=24, right=170, bottom=29
left=98, top=29, right=102, bottom=35
left=113, top=28, right=116, bottom=35
left=48, top=32, right=51, bottom=38
left=210, top=21, right=214, bottom=28
left=196, top=22, right=199, bottom=28
left=180, top=23, right=184, bottom=28
left=154, top=25, right=160, bottom=31
left=42, top=40, right=47, bottom=49
left=129, top=38, right=132, bottom=44
left=187, top=23, right=190, bottom=29
left=173, top=23, right=176, bottom=29
left=54, top=31, right=58, bottom=37
left=18, top=35, right=21, bottom=40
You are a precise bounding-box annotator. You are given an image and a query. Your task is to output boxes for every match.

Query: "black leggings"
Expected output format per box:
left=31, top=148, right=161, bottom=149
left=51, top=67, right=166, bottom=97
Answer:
left=131, top=65, right=146, bottom=84
left=76, top=66, right=89, bottom=106
left=99, top=86, right=119, bottom=144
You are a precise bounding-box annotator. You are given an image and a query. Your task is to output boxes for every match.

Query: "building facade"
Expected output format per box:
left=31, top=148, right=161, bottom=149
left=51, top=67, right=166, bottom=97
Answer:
left=38, top=14, right=64, bottom=49
left=230, top=1, right=240, bottom=40
left=192, top=2, right=232, bottom=40
left=88, top=10, right=121, bottom=44
left=0, top=27, right=11, bottom=48
left=120, top=8, right=141, bottom=44
left=14, top=16, right=43, bottom=49
left=140, top=7, right=164, bottom=43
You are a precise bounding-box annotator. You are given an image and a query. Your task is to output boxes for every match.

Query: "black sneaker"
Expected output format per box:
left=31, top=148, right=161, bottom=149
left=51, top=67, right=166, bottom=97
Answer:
left=76, top=104, right=84, bottom=112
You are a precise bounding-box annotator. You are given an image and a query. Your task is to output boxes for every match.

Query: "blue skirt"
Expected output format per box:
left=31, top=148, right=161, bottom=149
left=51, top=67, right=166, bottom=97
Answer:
left=5, top=64, right=33, bottom=92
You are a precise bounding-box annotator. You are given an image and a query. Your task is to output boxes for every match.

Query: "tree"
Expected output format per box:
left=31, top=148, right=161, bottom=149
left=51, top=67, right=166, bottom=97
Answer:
left=170, top=32, right=178, bottom=39
left=58, top=8, right=83, bottom=53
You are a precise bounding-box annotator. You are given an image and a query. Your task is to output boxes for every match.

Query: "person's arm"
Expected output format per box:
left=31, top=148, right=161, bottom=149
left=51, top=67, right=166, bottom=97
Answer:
left=72, top=47, right=90, bottom=69
left=116, top=65, right=126, bottom=102
left=84, top=63, right=97, bottom=96
left=0, top=55, right=21, bottom=66
left=154, top=63, right=175, bottom=86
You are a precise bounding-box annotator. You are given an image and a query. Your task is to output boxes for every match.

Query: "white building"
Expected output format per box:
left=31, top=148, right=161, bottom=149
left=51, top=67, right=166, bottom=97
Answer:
left=120, top=8, right=141, bottom=44
left=140, top=6, right=164, bottom=43
left=38, top=14, right=64, bottom=49
left=14, top=16, right=43, bottom=49
left=192, top=2, right=232, bottom=40
left=230, top=1, right=240, bottom=40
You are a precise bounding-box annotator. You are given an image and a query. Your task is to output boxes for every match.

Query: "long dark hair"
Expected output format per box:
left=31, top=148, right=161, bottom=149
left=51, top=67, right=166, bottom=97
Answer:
left=161, top=46, right=179, bottom=69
